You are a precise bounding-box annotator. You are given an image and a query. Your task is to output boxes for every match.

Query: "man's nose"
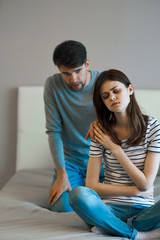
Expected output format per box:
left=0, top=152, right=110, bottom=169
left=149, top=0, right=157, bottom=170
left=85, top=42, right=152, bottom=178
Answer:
left=70, top=73, right=77, bottom=83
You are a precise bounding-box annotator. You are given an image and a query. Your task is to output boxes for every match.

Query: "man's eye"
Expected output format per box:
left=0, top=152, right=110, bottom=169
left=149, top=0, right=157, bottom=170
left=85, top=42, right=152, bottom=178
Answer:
left=63, top=73, right=70, bottom=76
left=75, top=69, right=81, bottom=73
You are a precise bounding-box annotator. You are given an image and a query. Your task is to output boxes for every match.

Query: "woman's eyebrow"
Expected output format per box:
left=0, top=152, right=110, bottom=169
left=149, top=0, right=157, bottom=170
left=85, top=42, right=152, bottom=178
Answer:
left=101, top=86, right=117, bottom=95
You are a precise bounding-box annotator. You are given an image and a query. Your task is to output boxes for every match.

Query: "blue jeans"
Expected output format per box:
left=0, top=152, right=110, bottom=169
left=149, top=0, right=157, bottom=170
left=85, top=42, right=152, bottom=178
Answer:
left=50, top=162, right=104, bottom=212
left=69, top=186, right=160, bottom=239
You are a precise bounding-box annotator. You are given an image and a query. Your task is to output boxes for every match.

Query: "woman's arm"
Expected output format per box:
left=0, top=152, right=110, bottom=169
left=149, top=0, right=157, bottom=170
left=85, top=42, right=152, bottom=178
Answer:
left=94, top=125, right=160, bottom=191
left=86, top=156, right=148, bottom=197
left=112, top=149, right=159, bottom=191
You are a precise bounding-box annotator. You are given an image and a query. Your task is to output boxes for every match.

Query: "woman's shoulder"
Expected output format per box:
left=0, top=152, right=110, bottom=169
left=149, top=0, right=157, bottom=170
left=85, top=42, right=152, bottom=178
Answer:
left=146, top=116, right=160, bottom=135
left=147, top=116, right=160, bottom=126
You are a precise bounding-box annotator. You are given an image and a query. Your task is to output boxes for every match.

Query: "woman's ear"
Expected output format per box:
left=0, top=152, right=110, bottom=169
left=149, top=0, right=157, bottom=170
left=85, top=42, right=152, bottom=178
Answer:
left=128, top=84, right=134, bottom=96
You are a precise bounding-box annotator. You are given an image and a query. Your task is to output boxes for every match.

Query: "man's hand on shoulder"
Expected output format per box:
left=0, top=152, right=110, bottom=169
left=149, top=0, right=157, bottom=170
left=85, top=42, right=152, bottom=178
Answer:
left=49, top=168, right=71, bottom=206
left=85, top=120, right=98, bottom=141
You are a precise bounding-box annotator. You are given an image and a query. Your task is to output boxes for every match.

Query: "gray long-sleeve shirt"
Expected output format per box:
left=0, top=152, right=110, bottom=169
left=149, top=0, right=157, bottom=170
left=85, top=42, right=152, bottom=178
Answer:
left=44, top=70, right=99, bottom=169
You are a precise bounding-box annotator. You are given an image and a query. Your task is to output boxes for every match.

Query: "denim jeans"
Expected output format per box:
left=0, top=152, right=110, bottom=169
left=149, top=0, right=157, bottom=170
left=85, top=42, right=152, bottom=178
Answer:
left=69, top=186, right=160, bottom=239
left=50, top=162, right=104, bottom=212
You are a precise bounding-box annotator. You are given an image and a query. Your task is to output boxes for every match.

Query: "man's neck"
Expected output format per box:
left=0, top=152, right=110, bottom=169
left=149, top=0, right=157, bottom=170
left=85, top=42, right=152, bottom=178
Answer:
left=84, top=70, right=91, bottom=88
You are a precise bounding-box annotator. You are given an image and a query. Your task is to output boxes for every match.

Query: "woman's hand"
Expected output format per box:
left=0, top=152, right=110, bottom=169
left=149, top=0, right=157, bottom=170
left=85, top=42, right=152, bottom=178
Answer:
left=137, top=185, right=154, bottom=199
left=94, top=124, right=119, bottom=152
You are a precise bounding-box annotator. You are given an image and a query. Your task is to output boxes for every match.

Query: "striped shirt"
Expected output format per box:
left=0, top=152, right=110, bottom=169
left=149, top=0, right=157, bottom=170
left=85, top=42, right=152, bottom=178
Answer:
left=89, top=117, right=160, bottom=206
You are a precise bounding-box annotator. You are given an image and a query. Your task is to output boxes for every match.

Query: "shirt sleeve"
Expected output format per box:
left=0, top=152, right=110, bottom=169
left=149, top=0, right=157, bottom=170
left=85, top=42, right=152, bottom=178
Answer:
left=148, top=118, right=160, bottom=153
left=43, top=76, right=65, bottom=169
left=89, top=140, right=104, bottom=157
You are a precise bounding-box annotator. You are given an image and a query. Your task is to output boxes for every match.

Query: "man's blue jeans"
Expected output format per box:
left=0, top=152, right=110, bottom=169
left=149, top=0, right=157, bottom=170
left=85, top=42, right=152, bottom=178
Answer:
left=50, top=162, right=104, bottom=212
left=69, top=186, right=160, bottom=239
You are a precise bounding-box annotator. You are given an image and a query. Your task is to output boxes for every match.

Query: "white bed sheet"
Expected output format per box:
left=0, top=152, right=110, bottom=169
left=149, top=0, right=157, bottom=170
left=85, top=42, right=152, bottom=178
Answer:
left=1, top=87, right=160, bottom=239
left=0, top=169, right=129, bottom=240
left=1, top=169, right=160, bottom=240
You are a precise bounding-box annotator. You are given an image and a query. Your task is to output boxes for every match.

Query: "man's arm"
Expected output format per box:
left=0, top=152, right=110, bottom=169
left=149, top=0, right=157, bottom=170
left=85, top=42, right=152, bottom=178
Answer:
left=44, top=77, right=71, bottom=205
left=44, top=77, right=65, bottom=168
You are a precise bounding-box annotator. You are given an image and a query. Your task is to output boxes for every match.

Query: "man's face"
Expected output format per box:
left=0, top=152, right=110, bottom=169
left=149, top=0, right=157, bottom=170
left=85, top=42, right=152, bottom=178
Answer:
left=58, top=59, right=90, bottom=91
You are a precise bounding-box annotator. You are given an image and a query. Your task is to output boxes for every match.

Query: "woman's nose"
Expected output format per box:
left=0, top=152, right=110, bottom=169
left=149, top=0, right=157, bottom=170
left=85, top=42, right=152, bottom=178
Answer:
left=110, top=93, right=116, bottom=100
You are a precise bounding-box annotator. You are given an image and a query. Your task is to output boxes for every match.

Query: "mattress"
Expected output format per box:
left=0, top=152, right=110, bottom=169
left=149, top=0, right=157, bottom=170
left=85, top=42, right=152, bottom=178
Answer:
left=0, top=169, right=130, bottom=240
left=1, top=87, right=160, bottom=239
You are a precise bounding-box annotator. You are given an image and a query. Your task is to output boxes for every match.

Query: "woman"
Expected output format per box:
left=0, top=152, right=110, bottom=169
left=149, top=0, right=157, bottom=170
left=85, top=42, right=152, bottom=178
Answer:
left=69, top=69, right=160, bottom=240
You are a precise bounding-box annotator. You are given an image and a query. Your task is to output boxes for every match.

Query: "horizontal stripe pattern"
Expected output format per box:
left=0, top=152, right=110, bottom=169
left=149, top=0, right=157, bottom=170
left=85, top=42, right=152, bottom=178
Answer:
left=89, top=117, right=160, bottom=206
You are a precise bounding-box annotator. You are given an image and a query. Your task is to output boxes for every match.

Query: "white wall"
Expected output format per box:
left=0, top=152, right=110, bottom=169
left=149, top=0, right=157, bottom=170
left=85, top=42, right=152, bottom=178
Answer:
left=0, top=0, right=160, bottom=189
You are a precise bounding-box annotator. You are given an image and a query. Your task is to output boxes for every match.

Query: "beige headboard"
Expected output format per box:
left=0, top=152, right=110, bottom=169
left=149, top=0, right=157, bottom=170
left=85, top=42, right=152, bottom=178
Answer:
left=135, top=89, right=160, bottom=123
left=16, top=87, right=53, bottom=171
left=16, top=87, right=160, bottom=172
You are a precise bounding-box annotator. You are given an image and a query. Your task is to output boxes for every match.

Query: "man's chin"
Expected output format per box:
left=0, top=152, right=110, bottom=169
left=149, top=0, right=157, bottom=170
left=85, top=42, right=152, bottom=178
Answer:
left=71, top=83, right=84, bottom=91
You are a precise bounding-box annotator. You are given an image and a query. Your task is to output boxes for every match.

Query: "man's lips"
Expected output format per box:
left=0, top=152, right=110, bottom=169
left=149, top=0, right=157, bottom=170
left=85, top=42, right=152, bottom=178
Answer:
left=71, top=83, right=81, bottom=87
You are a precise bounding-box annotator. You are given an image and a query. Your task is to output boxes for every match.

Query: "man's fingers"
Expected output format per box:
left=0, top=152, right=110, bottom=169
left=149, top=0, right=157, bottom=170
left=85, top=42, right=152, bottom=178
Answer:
left=88, top=122, right=95, bottom=140
left=51, top=193, right=60, bottom=205
left=90, top=131, right=95, bottom=141
left=85, top=131, right=90, bottom=140
left=49, top=190, right=56, bottom=204
left=85, top=121, right=99, bottom=140
left=49, top=190, right=61, bottom=205
left=85, top=129, right=95, bottom=141
left=68, top=185, right=72, bottom=192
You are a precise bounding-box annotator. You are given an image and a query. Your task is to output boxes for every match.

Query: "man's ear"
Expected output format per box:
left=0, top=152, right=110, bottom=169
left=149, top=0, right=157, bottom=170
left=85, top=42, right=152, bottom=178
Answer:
left=129, top=84, right=134, bottom=96
left=85, top=58, right=90, bottom=69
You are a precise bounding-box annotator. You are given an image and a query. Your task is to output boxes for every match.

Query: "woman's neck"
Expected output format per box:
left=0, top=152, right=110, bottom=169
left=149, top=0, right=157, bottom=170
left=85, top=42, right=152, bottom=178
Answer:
left=113, top=113, right=131, bottom=140
left=114, top=112, right=130, bottom=127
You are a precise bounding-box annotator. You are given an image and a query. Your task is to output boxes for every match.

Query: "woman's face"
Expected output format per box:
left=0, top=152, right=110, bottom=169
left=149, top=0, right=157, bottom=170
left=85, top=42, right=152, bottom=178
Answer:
left=100, top=80, right=133, bottom=114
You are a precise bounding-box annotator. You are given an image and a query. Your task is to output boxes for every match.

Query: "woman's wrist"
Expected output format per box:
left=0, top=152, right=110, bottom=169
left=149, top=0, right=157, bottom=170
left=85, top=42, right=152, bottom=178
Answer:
left=111, top=145, right=122, bottom=156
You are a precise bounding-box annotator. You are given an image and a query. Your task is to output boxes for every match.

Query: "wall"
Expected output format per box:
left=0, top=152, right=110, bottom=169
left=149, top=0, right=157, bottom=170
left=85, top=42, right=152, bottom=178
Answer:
left=0, top=0, right=160, bottom=189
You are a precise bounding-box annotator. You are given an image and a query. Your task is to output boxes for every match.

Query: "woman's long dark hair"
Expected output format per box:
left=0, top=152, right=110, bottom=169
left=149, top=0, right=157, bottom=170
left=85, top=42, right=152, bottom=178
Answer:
left=93, top=69, right=148, bottom=146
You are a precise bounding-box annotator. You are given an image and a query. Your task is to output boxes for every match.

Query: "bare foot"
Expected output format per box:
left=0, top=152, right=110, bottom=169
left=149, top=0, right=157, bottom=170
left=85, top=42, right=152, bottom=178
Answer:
left=135, top=228, right=160, bottom=240
left=91, top=226, right=108, bottom=235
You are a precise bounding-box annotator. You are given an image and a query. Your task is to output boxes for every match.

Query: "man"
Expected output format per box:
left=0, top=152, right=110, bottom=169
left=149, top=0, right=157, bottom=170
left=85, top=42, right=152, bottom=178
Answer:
left=44, top=40, right=103, bottom=212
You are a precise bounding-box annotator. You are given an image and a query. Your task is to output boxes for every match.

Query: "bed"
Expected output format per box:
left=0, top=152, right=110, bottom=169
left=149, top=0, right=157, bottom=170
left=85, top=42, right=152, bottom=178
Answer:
left=0, top=86, right=160, bottom=240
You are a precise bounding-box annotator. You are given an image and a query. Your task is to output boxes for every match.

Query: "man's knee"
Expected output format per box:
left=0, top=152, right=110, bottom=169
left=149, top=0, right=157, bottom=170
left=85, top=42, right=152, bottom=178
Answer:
left=50, top=191, right=73, bottom=212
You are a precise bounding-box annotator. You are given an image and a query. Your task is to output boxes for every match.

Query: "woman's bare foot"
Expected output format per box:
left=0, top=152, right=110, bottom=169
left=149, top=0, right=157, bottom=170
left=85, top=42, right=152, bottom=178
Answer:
left=135, top=228, right=160, bottom=240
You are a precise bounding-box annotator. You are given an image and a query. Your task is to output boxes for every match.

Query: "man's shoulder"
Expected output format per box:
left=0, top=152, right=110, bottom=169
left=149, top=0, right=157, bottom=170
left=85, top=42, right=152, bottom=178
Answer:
left=45, top=73, right=63, bottom=88
left=90, top=70, right=100, bottom=84
left=46, top=73, right=62, bottom=82
left=90, top=70, right=100, bottom=78
left=88, top=70, right=100, bottom=88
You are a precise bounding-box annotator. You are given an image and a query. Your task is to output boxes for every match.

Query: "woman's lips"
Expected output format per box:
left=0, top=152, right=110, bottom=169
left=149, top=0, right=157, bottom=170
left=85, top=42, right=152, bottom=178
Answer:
left=112, top=102, right=120, bottom=107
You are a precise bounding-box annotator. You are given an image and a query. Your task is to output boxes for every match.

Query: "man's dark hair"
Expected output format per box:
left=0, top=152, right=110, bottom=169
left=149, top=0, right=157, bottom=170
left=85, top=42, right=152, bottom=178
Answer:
left=53, top=40, right=87, bottom=68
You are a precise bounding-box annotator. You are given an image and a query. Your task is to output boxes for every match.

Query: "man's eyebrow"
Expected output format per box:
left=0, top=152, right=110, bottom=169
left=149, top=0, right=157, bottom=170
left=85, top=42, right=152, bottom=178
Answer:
left=61, top=71, right=70, bottom=74
left=75, top=67, right=83, bottom=71
left=62, top=67, right=82, bottom=74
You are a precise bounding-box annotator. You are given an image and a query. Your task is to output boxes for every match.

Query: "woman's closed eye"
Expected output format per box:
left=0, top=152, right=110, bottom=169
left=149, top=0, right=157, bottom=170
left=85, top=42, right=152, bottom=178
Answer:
left=113, top=89, right=120, bottom=94
left=102, top=94, right=109, bottom=100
